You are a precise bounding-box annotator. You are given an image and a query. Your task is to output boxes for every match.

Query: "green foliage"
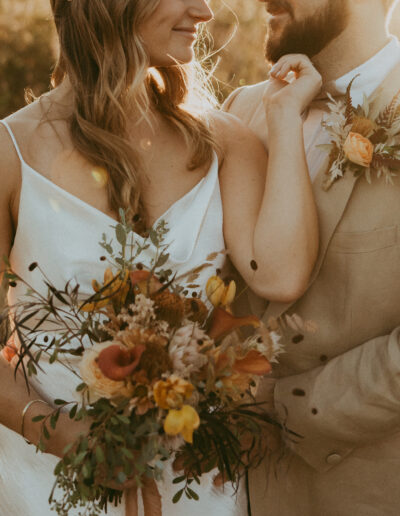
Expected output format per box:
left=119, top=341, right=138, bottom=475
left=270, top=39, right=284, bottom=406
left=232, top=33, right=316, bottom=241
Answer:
left=49, top=394, right=166, bottom=516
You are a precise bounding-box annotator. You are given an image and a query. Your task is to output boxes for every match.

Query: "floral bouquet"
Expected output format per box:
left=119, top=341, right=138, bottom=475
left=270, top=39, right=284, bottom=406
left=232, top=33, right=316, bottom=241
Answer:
left=320, top=76, right=400, bottom=190
left=1, top=211, right=287, bottom=516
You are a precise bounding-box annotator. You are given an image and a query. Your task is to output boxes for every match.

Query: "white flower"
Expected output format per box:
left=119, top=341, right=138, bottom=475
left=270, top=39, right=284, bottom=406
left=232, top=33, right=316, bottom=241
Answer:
left=244, top=330, right=285, bottom=364
left=169, top=323, right=209, bottom=377
left=124, top=294, right=157, bottom=327
left=265, top=332, right=285, bottom=363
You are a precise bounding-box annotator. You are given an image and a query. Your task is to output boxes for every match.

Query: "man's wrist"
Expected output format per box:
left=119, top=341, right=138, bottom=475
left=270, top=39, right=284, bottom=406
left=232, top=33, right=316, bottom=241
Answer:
left=266, top=103, right=303, bottom=132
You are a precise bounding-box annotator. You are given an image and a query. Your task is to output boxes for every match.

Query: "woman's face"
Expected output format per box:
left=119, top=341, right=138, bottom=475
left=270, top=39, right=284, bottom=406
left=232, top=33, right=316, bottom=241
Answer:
left=140, top=0, right=213, bottom=66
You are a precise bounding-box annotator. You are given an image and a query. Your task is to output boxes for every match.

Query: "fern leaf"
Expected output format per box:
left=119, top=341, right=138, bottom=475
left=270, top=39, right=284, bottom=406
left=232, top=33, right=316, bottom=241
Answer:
left=377, top=89, right=400, bottom=128
left=345, top=75, right=359, bottom=124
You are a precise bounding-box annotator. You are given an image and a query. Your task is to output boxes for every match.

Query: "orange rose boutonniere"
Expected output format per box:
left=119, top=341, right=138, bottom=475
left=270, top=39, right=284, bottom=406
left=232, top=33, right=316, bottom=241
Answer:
left=321, top=76, right=400, bottom=190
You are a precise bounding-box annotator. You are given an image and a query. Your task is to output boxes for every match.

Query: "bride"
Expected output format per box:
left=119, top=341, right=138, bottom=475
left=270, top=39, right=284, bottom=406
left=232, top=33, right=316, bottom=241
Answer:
left=0, top=0, right=321, bottom=514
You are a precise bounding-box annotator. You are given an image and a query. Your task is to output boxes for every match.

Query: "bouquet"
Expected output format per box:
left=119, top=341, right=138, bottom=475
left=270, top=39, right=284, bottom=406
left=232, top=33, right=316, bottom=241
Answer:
left=1, top=211, right=288, bottom=516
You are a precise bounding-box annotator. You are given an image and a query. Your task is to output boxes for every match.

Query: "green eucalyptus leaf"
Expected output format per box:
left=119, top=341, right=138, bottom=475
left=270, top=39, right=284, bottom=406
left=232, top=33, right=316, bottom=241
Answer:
left=156, top=253, right=169, bottom=268
left=95, top=446, right=105, bottom=464
left=172, top=475, right=186, bottom=484
left=149, top=229, right=159, bottom=247
left=187, top=488, right=199, bottom=501
left=117, top=471, right=127, bottom=484
left=76, top=383, right=87, bottom=392
left=116, top=224, right=127, bottom=246
left=62, top=442, right=74, bottom=455
left=42, top=425, right=50, bottom=440
left=172, top=489, right=184, bottom=504
left=32, top=415, right=46, bottom=423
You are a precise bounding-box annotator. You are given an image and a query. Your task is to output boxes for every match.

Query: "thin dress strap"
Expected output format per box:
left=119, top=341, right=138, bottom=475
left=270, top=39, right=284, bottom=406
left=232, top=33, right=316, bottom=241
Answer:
left=0, top=120, right=24, bottom=163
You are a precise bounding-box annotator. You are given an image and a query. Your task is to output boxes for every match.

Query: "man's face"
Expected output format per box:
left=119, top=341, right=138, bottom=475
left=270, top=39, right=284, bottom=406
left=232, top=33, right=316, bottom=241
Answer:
left=259, top=0, right=350, bottom=63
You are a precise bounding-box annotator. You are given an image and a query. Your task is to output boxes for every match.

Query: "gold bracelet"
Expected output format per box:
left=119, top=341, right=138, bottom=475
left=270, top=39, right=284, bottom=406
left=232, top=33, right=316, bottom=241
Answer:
left=21, top=399, right=49, bottom=444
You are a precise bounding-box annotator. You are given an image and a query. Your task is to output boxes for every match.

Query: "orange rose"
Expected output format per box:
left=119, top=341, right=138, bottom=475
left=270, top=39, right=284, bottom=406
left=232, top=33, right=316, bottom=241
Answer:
left=343, top=132, right=374, bottom=168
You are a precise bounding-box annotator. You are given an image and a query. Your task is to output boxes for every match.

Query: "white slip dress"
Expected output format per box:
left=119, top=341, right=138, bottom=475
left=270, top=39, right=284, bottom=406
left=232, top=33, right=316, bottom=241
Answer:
left=0, top=120, right=247, bottom=516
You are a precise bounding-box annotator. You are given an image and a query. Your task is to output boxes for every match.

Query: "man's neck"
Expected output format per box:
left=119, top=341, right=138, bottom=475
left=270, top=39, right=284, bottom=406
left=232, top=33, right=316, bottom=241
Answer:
left=312, top=9, right=391, bottom=84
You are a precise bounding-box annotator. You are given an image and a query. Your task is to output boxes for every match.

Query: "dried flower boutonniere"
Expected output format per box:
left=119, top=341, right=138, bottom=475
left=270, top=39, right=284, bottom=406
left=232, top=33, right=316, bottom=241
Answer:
left=321, top=76, right=400, bottom=190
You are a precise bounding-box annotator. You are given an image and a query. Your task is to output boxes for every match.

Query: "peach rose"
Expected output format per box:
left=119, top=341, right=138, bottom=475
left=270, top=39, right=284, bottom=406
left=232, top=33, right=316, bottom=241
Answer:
left=343, top=132, right=374, bottom=168
left=79, top=343, right=134, bottom=401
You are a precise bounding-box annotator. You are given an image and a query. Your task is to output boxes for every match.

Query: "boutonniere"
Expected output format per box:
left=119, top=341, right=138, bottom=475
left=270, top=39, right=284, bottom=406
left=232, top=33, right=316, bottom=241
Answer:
left=320, top=76, right=400, bottom=190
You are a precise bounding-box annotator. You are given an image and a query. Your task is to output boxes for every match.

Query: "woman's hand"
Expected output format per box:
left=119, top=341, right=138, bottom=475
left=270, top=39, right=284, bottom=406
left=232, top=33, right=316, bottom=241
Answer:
left=125, top=479, right=162, bottom=516
left=264, top=54, right=322, bottom=118
left=94, top=461, right=161, bottom=516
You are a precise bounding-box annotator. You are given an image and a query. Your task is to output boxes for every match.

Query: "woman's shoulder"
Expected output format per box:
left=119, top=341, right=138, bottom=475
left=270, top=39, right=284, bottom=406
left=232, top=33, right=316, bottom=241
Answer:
left=2, top=97, right=49, bottom=142
left=0, top=99, right=50, bottom=202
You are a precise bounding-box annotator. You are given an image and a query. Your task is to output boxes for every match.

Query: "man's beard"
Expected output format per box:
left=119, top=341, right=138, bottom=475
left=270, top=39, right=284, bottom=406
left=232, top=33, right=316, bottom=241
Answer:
left=266, top=0, right=349, bottom=63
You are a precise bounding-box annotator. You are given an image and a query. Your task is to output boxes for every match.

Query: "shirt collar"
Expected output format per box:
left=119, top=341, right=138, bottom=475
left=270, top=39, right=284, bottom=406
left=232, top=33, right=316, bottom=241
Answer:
left=321, top=37, right=400, bottom=106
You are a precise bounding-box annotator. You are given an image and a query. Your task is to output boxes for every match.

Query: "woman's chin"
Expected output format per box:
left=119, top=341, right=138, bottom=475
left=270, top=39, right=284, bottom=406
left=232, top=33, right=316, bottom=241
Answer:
left=150, top=49, right=195, bottom=67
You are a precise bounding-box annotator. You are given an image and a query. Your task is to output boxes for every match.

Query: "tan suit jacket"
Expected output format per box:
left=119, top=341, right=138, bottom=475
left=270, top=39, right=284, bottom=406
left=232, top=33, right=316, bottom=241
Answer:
left=224, top=67, right=400, bottom=516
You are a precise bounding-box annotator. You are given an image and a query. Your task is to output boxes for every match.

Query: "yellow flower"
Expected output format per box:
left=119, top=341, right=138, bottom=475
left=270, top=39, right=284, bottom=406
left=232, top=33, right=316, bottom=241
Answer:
left=153, top=375, right=194, bottom=410
left=164, top=405, right=200, bottom=443
left=343, top=132, right=374, bottom=168
left=81, top=268, right=129, bottom=312
left=206, top=276, right=236, bottom=308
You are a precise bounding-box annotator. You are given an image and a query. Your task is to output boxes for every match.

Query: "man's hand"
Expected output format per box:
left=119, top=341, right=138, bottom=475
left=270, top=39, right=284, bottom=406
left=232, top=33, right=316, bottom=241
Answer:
left=264, top=54, right=322, bottom=117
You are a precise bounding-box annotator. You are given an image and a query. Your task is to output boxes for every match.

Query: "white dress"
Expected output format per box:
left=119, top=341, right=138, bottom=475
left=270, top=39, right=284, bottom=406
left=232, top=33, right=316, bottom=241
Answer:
left=0, top=120, right=247, bottom=516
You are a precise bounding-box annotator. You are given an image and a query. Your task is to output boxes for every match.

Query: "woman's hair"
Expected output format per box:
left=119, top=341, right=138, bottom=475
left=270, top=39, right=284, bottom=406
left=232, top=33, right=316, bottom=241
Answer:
left=49, top=0, right=217, bottom=227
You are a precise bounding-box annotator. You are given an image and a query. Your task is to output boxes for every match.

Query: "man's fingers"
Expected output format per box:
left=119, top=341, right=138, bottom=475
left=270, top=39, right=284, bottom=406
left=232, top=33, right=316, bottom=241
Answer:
left=142, top=477, right=162, bottom=516
left=125, top=487, right=139, bottom=516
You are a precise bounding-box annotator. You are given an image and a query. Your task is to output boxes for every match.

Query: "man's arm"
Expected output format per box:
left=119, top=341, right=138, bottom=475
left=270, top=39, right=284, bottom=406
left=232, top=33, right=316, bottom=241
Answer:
left=221, top=87, right=245, bottom=112
left=274, top=326, right=400, bottom=472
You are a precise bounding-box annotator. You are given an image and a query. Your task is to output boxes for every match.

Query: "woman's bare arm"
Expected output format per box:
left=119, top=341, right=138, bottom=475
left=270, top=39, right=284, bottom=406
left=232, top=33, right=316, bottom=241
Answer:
left=219, top=55, right=321, bottom=302
left=0, top=124, right=89, bottom=456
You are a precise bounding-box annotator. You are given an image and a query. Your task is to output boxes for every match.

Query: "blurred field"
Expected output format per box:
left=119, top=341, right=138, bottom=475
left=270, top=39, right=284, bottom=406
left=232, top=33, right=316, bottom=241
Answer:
left=1, top=0, right=400, bottom=117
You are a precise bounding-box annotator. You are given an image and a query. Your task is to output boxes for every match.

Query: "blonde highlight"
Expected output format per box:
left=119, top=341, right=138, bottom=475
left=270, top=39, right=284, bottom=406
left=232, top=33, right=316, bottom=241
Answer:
left=49, top=0, right=217, bottom=226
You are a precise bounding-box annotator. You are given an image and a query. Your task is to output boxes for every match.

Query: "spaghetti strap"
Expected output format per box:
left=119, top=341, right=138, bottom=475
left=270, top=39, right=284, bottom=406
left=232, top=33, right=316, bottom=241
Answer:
left=0, top=120, right=24, bottom=162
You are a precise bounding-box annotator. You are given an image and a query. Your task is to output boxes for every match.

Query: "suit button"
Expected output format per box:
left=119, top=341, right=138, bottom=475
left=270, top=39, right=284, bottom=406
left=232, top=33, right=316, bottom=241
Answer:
left=326, top=453, right=342, bottom=465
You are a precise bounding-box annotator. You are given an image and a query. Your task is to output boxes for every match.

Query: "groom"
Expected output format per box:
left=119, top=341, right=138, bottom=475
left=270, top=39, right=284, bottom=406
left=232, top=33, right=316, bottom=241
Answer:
left=225, top=0, right=400, bottom=515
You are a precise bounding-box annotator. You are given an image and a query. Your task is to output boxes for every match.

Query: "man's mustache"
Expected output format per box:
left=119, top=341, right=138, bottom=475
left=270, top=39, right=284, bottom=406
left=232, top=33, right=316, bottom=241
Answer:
left=266, top=0, right=294, bottom=18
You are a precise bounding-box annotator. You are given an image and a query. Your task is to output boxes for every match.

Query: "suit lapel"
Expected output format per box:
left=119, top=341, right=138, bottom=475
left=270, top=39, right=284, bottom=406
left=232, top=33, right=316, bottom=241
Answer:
left=264, top=64, right=400, bottom=320
left=264, top=159, right=359, bottom=319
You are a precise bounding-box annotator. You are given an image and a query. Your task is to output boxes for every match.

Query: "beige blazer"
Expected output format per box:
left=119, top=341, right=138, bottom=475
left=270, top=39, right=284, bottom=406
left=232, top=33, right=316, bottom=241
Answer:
left=225, top=66, right=400, bottom=516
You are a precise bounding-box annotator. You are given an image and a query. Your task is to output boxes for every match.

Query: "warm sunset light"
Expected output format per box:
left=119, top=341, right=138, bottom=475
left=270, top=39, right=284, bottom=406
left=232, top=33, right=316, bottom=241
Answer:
left=3, top=1, right=400, bottom=117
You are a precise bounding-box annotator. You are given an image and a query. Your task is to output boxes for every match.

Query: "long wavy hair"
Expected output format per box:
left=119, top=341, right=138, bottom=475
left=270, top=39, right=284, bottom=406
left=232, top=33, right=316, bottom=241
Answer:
left=49, top=0, right=217, bottom=226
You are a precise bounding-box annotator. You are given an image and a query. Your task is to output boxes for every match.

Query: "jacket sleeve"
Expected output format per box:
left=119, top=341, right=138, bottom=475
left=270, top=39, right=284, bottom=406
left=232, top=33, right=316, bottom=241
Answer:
left=274, top=326, right=400, bottom=472
left=221, top=87, right=245, bottom=113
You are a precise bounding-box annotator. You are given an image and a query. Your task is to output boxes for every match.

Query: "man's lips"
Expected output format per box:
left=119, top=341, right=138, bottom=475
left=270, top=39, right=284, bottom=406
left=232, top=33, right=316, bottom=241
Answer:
left=266, top=2, right=291, bottom=16
left=267, top=7, right=288, bottom=16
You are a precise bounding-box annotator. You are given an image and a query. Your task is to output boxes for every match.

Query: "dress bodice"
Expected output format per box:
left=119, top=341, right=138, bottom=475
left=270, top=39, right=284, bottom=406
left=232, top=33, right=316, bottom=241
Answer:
left=0, top=119, right=245, bottom=516
left=2, top=119, right=226, bottom=403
